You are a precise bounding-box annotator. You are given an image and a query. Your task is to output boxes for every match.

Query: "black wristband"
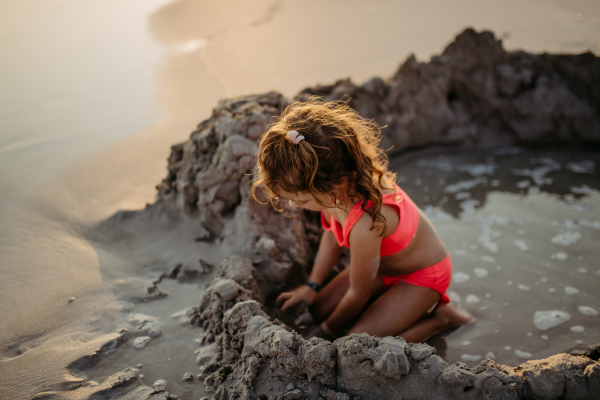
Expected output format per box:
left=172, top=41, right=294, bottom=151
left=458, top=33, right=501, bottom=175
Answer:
left=305, top=281, right=322, bottom=293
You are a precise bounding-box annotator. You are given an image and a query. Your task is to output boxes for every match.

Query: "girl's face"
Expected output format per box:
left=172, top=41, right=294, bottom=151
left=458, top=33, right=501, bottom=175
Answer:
left=276, top=187, right=335, bottom=212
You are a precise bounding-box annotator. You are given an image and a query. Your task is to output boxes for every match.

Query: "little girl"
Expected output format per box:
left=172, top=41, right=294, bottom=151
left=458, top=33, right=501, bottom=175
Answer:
left=252, top=98, right=472, bottom=342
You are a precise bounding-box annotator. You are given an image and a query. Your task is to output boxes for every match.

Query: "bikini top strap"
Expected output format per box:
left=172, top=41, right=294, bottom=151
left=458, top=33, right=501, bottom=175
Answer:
left=385, top=183, right=404, bottom=205
left=342, top=200, right=373, bottom=243
left=342, top=184, right=404, bottom=242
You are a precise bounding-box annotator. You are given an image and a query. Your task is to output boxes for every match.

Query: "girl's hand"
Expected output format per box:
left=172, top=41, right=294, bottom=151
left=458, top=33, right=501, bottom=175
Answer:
left=276, top=285, right=317, bottom=314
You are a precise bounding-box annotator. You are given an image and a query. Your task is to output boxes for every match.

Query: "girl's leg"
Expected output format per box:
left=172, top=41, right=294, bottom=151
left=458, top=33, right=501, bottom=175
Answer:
left=348, top=283, right=473, bottom=341
left=310, top=268, right=387, bottom=323
left=397, top=303, right=474, bottom=343
left=347, top=283, right=442, bottom=338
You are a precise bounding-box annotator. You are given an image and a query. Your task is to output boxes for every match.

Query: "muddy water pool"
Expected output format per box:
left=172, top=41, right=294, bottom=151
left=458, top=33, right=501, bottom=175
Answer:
left=388, top=146, right=599, bottom=366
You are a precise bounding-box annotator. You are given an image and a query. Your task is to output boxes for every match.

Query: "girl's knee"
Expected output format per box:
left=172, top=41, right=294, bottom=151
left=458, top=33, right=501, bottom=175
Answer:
left=308, top=304, right=323, bottom=323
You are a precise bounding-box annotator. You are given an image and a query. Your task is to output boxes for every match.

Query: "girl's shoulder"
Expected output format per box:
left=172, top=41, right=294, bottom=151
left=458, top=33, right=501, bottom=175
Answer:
left=349, top=211, right=385, bottom=245
left=351, top=202, right=399, bottom=238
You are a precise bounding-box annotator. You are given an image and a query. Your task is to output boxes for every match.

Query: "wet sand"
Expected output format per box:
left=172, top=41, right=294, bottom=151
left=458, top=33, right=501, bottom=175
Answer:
left=2, top=0, right=600, bottom=398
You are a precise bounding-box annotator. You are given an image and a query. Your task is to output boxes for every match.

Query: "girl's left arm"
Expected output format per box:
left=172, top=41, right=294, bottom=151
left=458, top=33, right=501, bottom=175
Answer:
left=322, top=215, right=382, bottom=333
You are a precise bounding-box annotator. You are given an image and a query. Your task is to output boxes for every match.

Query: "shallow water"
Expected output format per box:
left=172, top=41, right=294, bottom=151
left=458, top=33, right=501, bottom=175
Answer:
left=2, top=0, right=600, bottom=397
left=389, top=146, right=600, bottom=366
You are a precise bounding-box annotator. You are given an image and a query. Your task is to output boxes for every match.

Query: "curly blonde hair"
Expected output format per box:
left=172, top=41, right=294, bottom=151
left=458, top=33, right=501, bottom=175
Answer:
left=252, top=97, right=396, bottom=233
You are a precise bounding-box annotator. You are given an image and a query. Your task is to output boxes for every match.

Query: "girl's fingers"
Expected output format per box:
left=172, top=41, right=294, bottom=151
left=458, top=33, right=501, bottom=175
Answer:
left=276, top=292, right=293, bottom=308
left=281, top=297, right=299, bottom=312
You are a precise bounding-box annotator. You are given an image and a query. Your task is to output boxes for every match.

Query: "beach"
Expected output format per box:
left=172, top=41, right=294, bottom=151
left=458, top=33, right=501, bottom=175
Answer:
left=1, top=1, right=599, bottom=398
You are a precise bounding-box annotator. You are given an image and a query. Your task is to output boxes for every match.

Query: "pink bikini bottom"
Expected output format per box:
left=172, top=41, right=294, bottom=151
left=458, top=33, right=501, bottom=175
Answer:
left=381, top=253, right=452, bottom=304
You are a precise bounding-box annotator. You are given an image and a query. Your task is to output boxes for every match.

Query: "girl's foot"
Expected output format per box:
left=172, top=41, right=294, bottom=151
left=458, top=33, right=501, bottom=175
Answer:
left=433, top=303, right=475, bottom=331
left=397, top=303, right=476, bottom=343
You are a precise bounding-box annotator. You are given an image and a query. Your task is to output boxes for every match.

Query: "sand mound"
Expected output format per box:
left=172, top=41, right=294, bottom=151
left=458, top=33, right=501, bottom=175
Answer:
left=191, top=296, right=599, bottom=400
left=295, top=28, right=600, bottom=154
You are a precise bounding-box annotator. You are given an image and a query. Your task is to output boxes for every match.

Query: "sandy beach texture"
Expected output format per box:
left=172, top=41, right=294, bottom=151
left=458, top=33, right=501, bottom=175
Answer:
left=1, top=1, right=600, bottom=399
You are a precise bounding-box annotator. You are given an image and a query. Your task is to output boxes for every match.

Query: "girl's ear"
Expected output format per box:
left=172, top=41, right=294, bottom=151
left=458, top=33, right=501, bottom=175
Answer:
left=335, top=178, right=349, bottom=192
left=332, top=178, right=351, bottom=201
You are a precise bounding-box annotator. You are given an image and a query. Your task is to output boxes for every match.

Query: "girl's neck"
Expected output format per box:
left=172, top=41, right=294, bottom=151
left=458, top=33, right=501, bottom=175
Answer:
left=331, top=175, right=395, bottom=214
left=331, top=185, right=364, bottom=214
left=334, top=194, right=358, bottom=214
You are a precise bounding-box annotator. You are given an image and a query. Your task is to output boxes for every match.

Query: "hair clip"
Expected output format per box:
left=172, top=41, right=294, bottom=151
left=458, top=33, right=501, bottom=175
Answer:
left=287, top=130, right=305, bottom=144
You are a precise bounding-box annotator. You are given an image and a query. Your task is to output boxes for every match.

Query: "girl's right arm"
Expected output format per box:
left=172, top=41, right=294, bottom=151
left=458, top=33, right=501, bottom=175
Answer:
left=277, top=229, right=343, bottom=312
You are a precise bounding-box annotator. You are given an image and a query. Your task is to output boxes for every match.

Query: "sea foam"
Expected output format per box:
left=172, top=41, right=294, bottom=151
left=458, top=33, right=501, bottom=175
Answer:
left=570, top=326, right=585, bottom=333
left=474, top=268, right=489, bottom=278
left=578, top=306, right=599, bottom=316
left=551, top=252, right=568, bottom=261
left=453, top=272, right=470, bottom=284
left=514, top=240, right=529, bottom=251
left=515, top=350, right=533, bottom=359
left=533, top=310, right=571, bottom=330
left=565, top=286, right=580, bottom=295
left=461, top=354, right=481, bottom=362
left=551, top=231, right=582, bottom=247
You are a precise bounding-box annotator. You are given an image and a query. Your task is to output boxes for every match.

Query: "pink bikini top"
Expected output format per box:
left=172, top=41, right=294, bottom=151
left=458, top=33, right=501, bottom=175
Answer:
left=320, top=183, right=419, bottom=257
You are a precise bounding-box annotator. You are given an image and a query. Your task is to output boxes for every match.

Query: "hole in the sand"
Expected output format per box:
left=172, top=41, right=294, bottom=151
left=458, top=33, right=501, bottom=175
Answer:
left=464, top=386, right=475, bottom=392
left=168, top=264, right=182, bottom=279
left=447, top=89, right=458, bottom=104
left=260, top=222, right=346, bottom=337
